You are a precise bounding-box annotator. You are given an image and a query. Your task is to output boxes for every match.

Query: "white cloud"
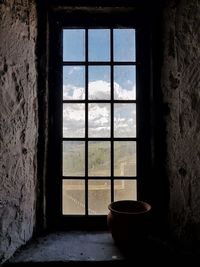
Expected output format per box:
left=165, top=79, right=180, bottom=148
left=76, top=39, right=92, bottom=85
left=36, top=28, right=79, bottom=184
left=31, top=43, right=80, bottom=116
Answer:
left=114, top=82, right=135, bottom=100
left=63, top=84, right=85, bottom=100
left=114, top=118, right=126, bottom=122
left=63, top=104, right=84, bottom=121
left=62, top=80, right=136, bottom=137
left=89, top=104, right=109, bottom=121
left=89, top=104, right=110, bottom=137
left=63, top=80, right=136, bottom=100
left=63, top=104, right=85, bottom=137
left=89, top=80, right=110, bottom=99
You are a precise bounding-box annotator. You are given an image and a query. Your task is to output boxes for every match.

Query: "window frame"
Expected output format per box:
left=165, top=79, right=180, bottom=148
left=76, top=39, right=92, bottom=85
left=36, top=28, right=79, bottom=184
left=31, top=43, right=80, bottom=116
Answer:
left=47, top=6, right=153, bottom=231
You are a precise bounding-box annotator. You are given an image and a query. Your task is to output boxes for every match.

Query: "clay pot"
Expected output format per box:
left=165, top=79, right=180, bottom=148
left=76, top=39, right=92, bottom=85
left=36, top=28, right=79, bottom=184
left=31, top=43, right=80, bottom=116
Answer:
left=107, top=200, right=152, bottom=249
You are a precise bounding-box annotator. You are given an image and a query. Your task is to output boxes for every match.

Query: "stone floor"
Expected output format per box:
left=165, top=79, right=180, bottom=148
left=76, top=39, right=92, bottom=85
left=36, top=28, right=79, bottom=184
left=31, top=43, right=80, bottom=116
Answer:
left=4, top=231, right=200, bottom=266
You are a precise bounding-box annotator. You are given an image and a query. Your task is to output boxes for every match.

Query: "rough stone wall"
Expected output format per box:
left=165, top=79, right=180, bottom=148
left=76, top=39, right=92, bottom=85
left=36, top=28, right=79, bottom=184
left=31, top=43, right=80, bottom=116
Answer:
left=0, top=0, right=37, bottom=263
left=162, top=0, right=200, bottom=241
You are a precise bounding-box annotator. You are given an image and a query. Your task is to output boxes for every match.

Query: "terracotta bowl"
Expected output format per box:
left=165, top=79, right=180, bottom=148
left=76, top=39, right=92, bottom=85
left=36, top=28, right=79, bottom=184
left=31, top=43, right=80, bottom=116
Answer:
left=107, top=200, right=152, bottom=248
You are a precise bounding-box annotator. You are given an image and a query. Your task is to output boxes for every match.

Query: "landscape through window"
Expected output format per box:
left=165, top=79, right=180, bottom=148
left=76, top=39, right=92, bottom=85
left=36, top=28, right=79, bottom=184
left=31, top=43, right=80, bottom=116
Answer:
left=62, top=28, right=137, bottom=215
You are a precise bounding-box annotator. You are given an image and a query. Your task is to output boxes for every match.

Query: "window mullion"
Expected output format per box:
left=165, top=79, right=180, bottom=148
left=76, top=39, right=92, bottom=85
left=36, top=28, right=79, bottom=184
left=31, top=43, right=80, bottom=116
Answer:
left=85, top=28, right=89, bottom=215
left=110, top=28, right=114, bottom=203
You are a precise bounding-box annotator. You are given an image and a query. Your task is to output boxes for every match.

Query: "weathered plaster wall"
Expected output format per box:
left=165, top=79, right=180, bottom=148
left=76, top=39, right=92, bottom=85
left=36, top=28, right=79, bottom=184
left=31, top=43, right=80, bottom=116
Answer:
left=162, top=0, right=200, bottom=241
left=0, top=0, right=37, bottom=263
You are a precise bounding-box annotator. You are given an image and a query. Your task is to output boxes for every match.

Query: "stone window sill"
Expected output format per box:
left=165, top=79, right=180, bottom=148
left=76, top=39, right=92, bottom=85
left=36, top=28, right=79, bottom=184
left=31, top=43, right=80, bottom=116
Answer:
left=6, top=232, right=125, bottom=265
left=5, top=231, right=195, bottom=265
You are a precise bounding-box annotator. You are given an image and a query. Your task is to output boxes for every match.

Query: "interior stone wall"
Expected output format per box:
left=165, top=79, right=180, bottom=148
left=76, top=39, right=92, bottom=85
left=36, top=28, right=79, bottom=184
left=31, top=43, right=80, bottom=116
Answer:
left=162, top=0, right=200, bottom=241
left=0, top=0, right=37, bottom=263
left=1, top=0, right=200, bottom=263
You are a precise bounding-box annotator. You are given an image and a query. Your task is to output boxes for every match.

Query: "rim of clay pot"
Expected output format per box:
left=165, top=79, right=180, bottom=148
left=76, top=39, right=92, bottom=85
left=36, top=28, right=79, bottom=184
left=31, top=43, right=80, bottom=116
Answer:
left=108, top=200, right=151, bottom=215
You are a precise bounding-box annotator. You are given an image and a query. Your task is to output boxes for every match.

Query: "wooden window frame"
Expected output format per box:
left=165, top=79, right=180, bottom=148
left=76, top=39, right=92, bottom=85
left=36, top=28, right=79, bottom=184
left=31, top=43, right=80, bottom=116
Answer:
left=47, top=5, right=153, bottom=231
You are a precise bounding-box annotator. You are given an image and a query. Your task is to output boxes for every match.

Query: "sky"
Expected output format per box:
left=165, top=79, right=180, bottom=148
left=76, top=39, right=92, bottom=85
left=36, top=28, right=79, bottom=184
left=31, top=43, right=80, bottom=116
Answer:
left=62, top=29, right=136, bottom=138
left=63, top=29, right=135, bottom=62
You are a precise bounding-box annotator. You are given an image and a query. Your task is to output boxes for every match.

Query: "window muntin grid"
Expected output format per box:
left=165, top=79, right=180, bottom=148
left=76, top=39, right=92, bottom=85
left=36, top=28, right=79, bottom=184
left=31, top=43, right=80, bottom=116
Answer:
left=62, top=28, right=137, bottom=215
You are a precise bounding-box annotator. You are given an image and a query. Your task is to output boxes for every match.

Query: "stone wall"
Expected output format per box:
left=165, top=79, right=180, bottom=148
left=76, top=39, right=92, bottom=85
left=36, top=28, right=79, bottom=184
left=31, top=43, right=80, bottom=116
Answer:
left=162, top=0, right=200, bottom=241
left=0, top=0, right=200, bottom=263
left=0, top=0, right=37, bottom=263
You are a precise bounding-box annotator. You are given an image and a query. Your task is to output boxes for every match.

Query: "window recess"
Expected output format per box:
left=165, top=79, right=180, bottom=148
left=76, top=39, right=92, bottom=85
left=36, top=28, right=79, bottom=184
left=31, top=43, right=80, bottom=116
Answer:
left=48, top=8, right=152, bottom=230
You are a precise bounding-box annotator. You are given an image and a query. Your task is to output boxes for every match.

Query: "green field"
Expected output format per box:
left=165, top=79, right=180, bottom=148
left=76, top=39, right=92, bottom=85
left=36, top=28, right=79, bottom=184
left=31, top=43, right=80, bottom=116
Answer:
left=63, top=141, right=136, bottom=177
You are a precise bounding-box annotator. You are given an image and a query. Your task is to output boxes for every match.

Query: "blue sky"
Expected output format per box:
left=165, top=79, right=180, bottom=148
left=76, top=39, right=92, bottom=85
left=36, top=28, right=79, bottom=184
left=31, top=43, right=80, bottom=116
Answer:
left=63, top=29, right=135, bottom=62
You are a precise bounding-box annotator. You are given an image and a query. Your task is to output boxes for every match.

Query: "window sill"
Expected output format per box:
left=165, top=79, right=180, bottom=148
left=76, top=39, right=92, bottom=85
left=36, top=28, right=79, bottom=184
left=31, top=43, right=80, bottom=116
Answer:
left=5, top=231, right=194, bottom=265
left=6, top=231, right=125, bottom=265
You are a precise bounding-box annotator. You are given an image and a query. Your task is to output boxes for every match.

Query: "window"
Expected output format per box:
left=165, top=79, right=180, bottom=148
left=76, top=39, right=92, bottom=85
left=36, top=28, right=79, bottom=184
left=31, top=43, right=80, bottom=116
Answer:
left=62, top=28, right=137, bottom=216
left=48, top=7, right=152, bottom=230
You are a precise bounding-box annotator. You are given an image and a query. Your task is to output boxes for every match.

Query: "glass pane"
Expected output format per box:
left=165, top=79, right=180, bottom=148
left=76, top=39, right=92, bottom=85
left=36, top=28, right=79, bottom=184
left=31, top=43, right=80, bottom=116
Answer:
left=114, top=104, right=136, bottom=137
left=88, top=141, right=110, bottom=176
left=88, top=29, right=110, bottom=61
left=88, top=66, right=110, bottom=100
left=63, top=141, right=85, bottom=176
left=114, top=141, right=137, bottom=176
left=63, top=66, right=85, bottom=100
left=63, top=29, right=85, bottom=61
left=89, top=103, right=110, bottom=137
left=114, top=66, right=136, bottom=100
left=114, top=29, right=135, bottom=61
left=88, top=180, right=111, bottom=215
left=63, top=104, right=85, bottom=137
left=114, top=180, right=137, bottom=201
left=62, top=180, right=85, bottom=215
